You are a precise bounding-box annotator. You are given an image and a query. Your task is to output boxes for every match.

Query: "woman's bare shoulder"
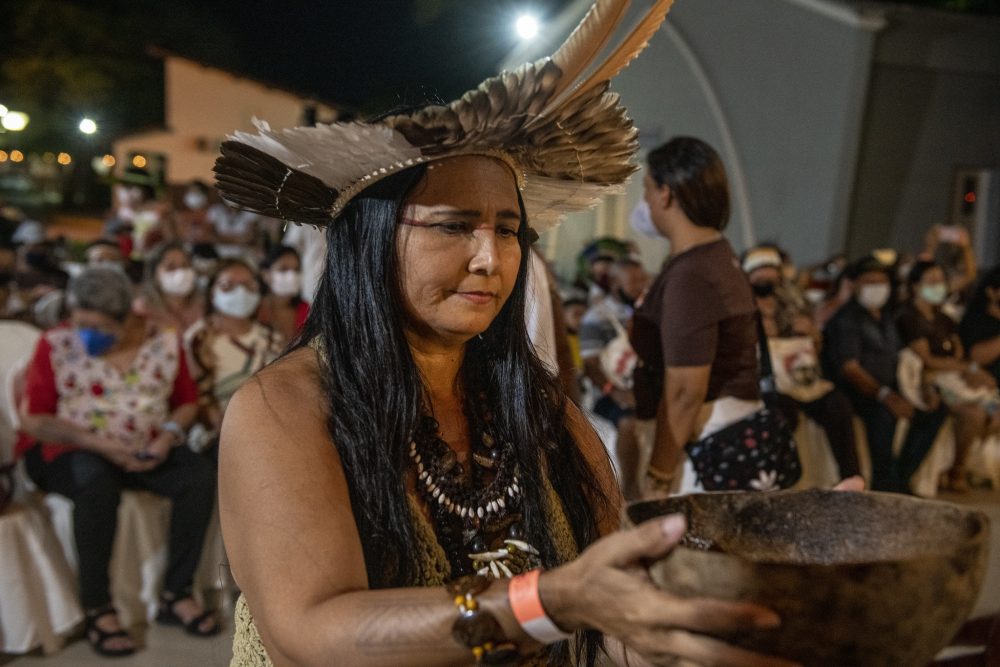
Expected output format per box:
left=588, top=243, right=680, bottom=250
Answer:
left=243, top=346, right=324, bottom=408
left=221, top=346, right=329, bottom=457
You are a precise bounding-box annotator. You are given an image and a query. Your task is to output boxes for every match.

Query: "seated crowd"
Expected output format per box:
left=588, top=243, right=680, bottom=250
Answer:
left=1, top=182, right=999, bottom=658
left=0, top=185, right=311, bottom=657
left=564, top=229, right=1000, bottom=498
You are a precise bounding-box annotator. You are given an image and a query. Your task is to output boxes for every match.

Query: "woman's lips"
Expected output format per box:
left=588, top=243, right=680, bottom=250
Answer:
left=456, top=291, right=496, bottom=305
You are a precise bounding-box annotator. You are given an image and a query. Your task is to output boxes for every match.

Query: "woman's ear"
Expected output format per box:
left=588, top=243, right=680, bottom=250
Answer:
left=652, top=184, right=673, bottom=212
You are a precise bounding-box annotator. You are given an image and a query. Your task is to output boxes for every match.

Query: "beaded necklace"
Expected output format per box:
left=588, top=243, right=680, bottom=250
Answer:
left=409, top=396, right=541, bottom=579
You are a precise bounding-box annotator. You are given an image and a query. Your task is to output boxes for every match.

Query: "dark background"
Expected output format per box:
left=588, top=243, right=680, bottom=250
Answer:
left=1, top=0, right=998, bottom=152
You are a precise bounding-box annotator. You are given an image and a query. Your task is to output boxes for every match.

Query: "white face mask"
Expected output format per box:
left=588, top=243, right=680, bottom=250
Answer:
left=858, top=283, right=891, bottom=311
left=269, top=270, right=302, bottom=298
left=158, top=267, right=196, bottom=297
left=919, top=283, right=948, bottom=306
left=213, top=286, right=260, bottom=319
left=184, top=190, right=208, bottom=210
left=629, top=200, right=661, bottom=238
left=804, top=288, right=826, bottom=305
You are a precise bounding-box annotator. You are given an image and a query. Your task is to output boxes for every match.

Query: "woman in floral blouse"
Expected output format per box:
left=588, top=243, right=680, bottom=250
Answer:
left=17, top=266, right=219, bottom=657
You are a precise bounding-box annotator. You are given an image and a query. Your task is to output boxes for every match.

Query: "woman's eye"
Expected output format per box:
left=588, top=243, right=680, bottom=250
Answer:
left=435, top=222, right=469, bottom=234
left=498, top=226, right=519, bottom=239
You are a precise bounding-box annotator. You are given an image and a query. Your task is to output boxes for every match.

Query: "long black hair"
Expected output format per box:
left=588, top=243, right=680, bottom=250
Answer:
left=293, top=162, right=611, bottom=664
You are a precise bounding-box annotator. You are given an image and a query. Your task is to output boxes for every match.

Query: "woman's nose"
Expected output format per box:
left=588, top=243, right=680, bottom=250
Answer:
left=468, top=230, right=500, bottom=275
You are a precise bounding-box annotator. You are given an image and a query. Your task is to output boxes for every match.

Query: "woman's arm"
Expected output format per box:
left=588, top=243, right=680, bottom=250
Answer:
left=19, top=413, right=105, bottom=451
left=649, top=364, right=710, bottom=479
left=220, top=351, right=489, bottom=666
left=906, top=338, right=968, bottom=372
left=969, top=336, right=1000, bottom=368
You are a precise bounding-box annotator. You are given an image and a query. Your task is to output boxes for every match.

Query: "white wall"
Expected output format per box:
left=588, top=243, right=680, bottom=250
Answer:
left=539, top=0, right=879, bottom=281
left=112, top=57, right=338, bottom=185
left=847, top=8, right=1000, bottom=260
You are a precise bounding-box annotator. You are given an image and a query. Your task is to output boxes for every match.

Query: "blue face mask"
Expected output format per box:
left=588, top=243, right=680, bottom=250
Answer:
left=78, top=328, right=118, bottom=356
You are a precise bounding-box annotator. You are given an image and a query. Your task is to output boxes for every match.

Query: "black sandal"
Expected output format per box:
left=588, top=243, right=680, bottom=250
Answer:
left=84, top=606, right=136, bottom=657
left=156, top=592, right=221, bottom=637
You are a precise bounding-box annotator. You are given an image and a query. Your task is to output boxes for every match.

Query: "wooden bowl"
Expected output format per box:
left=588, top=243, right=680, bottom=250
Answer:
left=626, top=489, right=990, bottom=667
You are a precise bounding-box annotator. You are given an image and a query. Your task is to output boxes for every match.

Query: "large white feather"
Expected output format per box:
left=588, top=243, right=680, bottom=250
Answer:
left=231, top=119, right=421, bottom=192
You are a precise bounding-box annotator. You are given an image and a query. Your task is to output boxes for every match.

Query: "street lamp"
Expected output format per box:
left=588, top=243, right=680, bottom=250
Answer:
left=1, top=111, right=29, bottom=132
left=516, top=14, right=540, bottom=40
left=79, top=118, right=97, bottom=135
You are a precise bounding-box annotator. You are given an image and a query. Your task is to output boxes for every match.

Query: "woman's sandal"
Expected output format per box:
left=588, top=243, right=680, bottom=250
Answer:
left=84, top=606, right=136, bottom=657
left=156, top=592, right=221, bottom=637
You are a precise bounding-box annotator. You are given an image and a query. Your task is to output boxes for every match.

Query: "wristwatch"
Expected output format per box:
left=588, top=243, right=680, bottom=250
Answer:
left=162, top=420, right=187, bottom=446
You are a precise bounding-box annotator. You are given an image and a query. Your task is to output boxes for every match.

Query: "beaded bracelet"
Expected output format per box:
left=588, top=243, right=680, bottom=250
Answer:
left=644, top=465, right=676, bottom=495
left=448, top=575, right=519, bottom=666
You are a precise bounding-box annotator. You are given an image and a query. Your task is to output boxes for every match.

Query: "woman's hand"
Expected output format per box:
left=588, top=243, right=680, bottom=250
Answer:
left=883, top=391, right=916, bottom=420
left=88, top=435, right=141, bottom=470
left=130, top=432, right=175, bottom=472
left=833, top=476, right=865, bottom=492
left=962, top=369, right=997, bottom=390
left=540, top=515, right=799, bottom=667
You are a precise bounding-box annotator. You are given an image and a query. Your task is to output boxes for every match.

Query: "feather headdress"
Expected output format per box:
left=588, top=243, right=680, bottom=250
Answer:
left=214, top=0, right=675, bottom=233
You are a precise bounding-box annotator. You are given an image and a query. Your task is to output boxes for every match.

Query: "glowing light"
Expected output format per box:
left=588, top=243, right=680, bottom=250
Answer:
left=102, top=154, right=116, bottom=167
left=1, top=111, right=29, bottom=132
left=0, top=104, right=7, bottom=116
left=132, top=154, right=147, bottom=168
left=516, top=14, right=540, bottom=40
left=964, top=192, right=976, bottom=204
left=57, top=152, right=72, bottom=165
left=0, top=151, right=7, bottom=162
left=10, top=150, right=25, bottom=163
left=79, top=118, right=98, bottom=135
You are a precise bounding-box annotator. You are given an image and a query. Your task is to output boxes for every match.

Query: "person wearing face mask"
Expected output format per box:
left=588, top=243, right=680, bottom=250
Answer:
left=256, top=245, right=310, bottom=344
left=16, top=266, right=219, bottom=656
left=629, top=138, right=812, bottom=497
left=84, top=238, right=125, bottom=270
left=743, top=248, right=860, bottom=481
left=175, top=181, right=215, bottom=246
left=184, top=259, right=282, bottom=450
left=579, top=258, right=649, bottom=498
left=136, top=241, right=205, bottom=333
left=898, top=260, right=999, bottom=491
left=961, top=266, right=1000, bottom=387
left=823, top=256, right=948, bottom=493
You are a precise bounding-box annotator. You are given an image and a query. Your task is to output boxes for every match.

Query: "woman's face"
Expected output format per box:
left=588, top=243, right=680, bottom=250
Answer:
left=158, top=248, right=191, bottom=274
left=270, top=252, right=301, bottom=274
left=397, top=156, right=522, bottom=346
left=215, top=264, right=259, bottom=295
left=212, top=264, right=261, bottom=320
left=156, top=249, right=191, bottom=277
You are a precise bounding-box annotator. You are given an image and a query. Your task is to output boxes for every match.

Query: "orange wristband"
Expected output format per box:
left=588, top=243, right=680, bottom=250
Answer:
left=509, top=569, right=571, bottom=644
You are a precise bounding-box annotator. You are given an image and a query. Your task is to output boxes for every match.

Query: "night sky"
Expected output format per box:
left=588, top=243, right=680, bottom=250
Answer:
left=3, top=0, right=995, bottom=147
left=0, top=0, right=575, bottom=148
left=202, top=0, right=576, bottom=110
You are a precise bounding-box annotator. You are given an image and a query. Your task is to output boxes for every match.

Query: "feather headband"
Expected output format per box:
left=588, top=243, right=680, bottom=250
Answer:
left=214, top=0, right=675, bottom=234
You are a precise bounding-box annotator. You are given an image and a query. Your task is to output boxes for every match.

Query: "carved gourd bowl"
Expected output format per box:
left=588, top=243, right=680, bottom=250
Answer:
left=626, top=489, right=990, bottom=667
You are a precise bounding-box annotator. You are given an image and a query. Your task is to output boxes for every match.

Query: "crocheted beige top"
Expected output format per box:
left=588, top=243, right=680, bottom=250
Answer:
left=230, top=475, right=581, bottom=666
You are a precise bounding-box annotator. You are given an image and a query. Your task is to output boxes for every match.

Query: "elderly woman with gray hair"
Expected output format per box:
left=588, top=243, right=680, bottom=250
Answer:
left=17, top=266, right=219, bottom=657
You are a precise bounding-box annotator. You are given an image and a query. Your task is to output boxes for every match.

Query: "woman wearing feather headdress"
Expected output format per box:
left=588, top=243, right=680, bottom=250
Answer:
left=215, top=2, right=797, bottom=666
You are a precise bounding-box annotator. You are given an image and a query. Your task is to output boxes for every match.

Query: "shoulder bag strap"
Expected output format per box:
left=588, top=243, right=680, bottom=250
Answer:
left=756, top=310, right=777, bottom=395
